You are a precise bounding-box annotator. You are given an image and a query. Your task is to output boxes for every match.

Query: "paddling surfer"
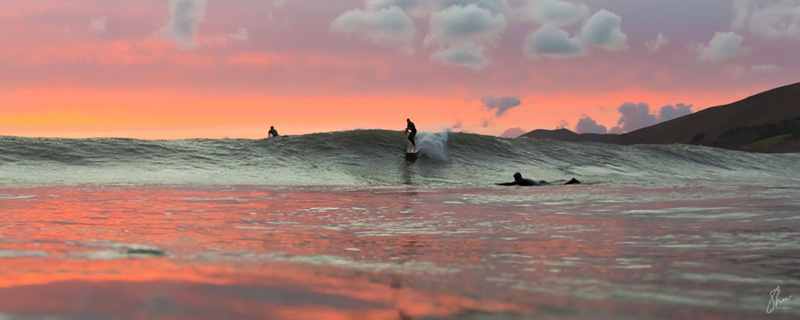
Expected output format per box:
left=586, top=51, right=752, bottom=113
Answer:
left=495, top=172, right=544, bottom=186
left=496, top=173, right=581, bottom=186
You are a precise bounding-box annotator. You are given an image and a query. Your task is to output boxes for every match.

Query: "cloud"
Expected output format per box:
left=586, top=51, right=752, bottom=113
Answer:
left=425, top=4, right=507, bottom=46
left=612, top=102, right=657, bottom=132
left=228, top=27, right=249, bottom=41
left=731, top=0, right=750, bottom=30
left=606, top=102, right=694, bottom=133
left=482, top=117, right=492, bottom=128
left=751, top=64, right=783, bottom=74
left=731, top=0, right=800, bottom=39
left=160, top=0, right=208, bottom=48
left=522, top=0, right=590, bottom=26
left=697, top=31, right=746, bottom=62
left=91, top=16, right=108, bottom=34
left=331, top=6, right=416, bottom=44
left=500, top=127, right=527, bottom=138
left=580, top=10, right=628, bottom=51
left=273, top=0, right=293, bottom=7
left=556, top=119, right=569, bottom=129
left=658, top=103, right=693, bottom=122
left=575, top=116, right=608, bottom=134
left=482, top=95, right=521, bottom=116
left=443, top=0, right=504, bottom=13
left=431, top=44, right=490, bottom=70
left=524, top=24, right=585, bottom=59
left=425, top=4, right=507, bottom=69
left=646, top=32, right=668, bottom=52
left=367, top=0, right=419, bottom=11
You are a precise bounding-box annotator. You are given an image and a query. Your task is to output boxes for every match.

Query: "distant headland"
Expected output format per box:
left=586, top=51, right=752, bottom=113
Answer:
left=520, top=82, right=800, bottom=153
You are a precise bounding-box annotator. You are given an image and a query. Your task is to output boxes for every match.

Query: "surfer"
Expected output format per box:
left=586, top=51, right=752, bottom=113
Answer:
left=496, top=173, right=582, bottom=186
left=495, top=173, right=548, bottom=186
left=404, top=119, right=417, bottom=149
left=268, top=126, right=279, bottom=138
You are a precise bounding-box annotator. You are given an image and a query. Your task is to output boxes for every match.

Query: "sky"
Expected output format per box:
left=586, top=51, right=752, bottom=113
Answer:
left=1, top=0, right=798, bottom=139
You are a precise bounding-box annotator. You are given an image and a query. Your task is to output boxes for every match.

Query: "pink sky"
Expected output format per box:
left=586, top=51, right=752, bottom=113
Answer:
left=1, top=0, right=798, bottom=138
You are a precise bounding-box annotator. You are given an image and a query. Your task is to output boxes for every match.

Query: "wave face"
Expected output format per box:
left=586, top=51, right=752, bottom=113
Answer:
left=2, top=130, right=799, bottom=187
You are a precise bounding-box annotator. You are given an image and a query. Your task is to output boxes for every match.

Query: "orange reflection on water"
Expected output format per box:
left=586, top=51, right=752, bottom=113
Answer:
left=0, top=185, right=756, bottom=319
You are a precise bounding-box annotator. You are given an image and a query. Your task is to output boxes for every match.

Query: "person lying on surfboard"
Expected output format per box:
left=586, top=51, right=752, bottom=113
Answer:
left=495, top=172, right=548, bottom=186
left=268, top=126, right=279, bottom=138
left=404, top=118, right=417, bottom=149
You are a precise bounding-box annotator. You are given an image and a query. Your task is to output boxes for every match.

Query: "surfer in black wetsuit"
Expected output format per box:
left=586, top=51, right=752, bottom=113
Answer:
left=404, top=119, right=417, bottom=148
left=268, top=126, right=279, bottom=138
left=496, top=172, right=548, bottom=186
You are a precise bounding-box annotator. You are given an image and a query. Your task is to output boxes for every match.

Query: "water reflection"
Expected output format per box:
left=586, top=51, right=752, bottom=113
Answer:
left=0, top=185, right=797, bottom=319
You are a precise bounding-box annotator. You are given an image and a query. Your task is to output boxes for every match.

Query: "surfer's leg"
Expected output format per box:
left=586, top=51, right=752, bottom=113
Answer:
left=409, top=132, right=416, bottom=146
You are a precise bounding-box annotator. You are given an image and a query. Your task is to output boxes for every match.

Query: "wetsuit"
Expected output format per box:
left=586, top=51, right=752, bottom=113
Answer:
left=496, top=173, right=547, bottom=186
left=405, top=121, right=417, bottom=147
left=268, top=128, right=279, bottom=138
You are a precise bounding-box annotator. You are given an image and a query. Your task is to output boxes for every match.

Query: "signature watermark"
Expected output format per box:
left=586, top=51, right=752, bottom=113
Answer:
left=767, top=286, right=793, bottom=314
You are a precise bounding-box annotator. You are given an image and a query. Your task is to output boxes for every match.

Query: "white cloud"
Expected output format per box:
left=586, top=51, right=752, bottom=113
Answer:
left=443, top=0, right=504, bottom=13
left=91, top=16, right=108, bottom=34
left=751, top=64, right=783, bottom=74
left=331, top=6, right=416, bottom=44
left=425, top=4, right=507, bottom=46
left=580, top=9, right=628, bottom=51
left=482, top=95, right=522, bottom=116
left=431, top=44, right=490, bottom=70
left=522, top=0, right=590, bottom=26
left=575, top=116, right=608, bottom=134
left=731, top=0, right=800, bottom=39
left=556, top=119, right=569, bottom=129
left=160, top=0, right=208, bottom=48
left=425, top=4, right=507, bottom=69
left=523, top=24, right=585, bottom=59
left=645, top=32, right=669, bottom=52
left=697, top=31, right=746, bottom=62
left=228, top=27, right=249, bottom=41
left=367, top=0, right=418, bottom=10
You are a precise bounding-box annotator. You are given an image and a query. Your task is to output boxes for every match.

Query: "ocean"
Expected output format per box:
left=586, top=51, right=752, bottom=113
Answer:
left=1, top=130, right=800, bottom=319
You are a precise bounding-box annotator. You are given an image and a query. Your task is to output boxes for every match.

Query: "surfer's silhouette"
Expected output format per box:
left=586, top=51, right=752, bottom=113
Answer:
left=496, top=172, right=547, bottom=186
left=496, top=173, right=582, bottom=186
left=268, top=126, right=279, bottom=138
left=404, top=119, right=417, bottom=149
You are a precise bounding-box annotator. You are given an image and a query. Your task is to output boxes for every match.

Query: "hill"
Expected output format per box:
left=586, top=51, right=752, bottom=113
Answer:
left=520, top=129, right=616, bottom=143
left=520, top=82, right=800, bottom=153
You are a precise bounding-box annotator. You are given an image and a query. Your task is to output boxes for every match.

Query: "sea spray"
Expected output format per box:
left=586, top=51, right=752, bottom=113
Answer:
left=415, top=131, right=450, bottom=161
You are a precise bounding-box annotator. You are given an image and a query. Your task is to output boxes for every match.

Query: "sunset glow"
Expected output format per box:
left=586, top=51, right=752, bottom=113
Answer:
left=2, top=0, right=797, bottom=138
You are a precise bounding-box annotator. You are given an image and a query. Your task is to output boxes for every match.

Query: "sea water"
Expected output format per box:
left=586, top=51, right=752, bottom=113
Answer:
left=1, top=131, right=799, bottom=319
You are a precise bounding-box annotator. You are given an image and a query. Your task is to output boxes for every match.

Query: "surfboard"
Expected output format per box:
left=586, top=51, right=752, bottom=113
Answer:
left=406, top=146, right=419, bottom=162
left=405, top=136, right=418, bottom=162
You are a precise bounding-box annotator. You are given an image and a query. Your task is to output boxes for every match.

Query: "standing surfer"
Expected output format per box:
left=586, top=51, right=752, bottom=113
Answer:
left=268, top=126, right=280, bottom=138
left=404, top=119, right=417, bottom=150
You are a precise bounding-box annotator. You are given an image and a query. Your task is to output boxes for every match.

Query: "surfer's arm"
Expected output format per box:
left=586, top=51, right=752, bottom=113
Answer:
left=495, top=182, right=516, bottom=186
